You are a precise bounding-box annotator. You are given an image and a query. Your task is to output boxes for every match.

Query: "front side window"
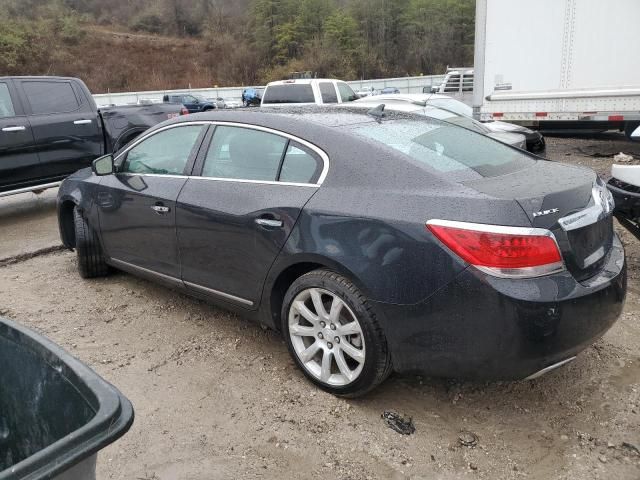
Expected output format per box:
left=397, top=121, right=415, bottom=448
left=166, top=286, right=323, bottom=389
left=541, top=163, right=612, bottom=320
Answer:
left=262, top=84, right=315, bottom=104
left=0, top=83, right=16, bottom=118
left=319, top=82, right=338, bottom=104
left=279, top=142, right=322, bottom=183
left=202, top=126, right=288, bottom=181
left=121, top=125, right=204, bottom=175
left=23, top=81, right=79, bottom=115
left=337, top=82, right=358, bottom=102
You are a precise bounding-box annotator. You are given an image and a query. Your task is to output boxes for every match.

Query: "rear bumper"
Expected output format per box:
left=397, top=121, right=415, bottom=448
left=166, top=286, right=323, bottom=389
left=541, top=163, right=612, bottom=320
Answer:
left=374, top=234, right=626, bottom=379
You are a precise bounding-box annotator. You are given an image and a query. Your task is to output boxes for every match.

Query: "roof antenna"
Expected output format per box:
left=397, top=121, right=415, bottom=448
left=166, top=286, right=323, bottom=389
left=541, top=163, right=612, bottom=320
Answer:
left=367, top=104, right=386, bottom=123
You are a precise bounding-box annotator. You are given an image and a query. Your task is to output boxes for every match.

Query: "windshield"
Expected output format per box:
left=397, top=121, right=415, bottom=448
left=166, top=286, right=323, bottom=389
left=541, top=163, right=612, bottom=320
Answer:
left=346, top=115, right=534, bottom=180
left=427, top=98, right=473, bottom=118
left=262, top=84, right=315, bottom=104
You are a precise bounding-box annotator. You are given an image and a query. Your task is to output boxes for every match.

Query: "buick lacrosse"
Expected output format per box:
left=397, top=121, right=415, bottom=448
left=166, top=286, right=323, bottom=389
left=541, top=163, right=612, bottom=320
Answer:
left=58, top=107, right=626, bottom=396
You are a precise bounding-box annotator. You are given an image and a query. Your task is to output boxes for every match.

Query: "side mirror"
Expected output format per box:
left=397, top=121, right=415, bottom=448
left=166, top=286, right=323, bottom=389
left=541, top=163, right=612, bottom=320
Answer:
left=431, top=86, right=438, bottom=94
left=92, top=154, right=114, bottom=176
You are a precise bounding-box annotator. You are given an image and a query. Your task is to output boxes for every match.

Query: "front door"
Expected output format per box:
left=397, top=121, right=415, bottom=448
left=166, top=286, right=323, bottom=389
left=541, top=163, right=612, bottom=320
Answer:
left=177, top=124, right=324, bottom=307
left=0, top=80, right=41, bottom=192
left=17, top=79, right=103, bottom=180
left=97, top=123, right=207, bottom=278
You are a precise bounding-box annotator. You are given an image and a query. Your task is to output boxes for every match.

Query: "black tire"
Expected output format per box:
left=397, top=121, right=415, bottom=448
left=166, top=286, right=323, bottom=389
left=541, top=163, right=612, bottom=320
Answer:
left=73, top=207, right=109, bottom=279
left=281, top=269, right=392, bottom=397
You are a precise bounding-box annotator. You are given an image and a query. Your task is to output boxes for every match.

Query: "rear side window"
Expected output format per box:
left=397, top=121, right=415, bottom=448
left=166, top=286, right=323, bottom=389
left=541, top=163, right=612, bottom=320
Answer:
left=319, top=82, right=338, bottom=104
left=337, top=82, right=358, bottom=102
left=262, top=84, right=315, bottom=104
left=202, top=126, right=287, bottom=181
left=23, top=81, right=79, bottom=115
left=122, top=125, right=204, bottom=175
left=279, top=142, right=322, bottom=183
left=0, top=83, right=16, bottom=118
left=350, top=118, right=534, bottom=180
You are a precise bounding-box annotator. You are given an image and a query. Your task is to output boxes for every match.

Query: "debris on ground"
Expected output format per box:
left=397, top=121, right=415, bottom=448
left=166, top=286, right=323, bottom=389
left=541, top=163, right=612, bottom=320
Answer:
left=382, top=411, right=415, bottom=435
left=458, top=431, right=479, bottom=447
left=614, top=152, right=634, bottom=163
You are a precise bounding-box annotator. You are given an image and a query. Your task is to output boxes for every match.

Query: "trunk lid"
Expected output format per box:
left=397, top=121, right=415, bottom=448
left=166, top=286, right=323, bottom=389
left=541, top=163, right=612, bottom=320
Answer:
left=464, top=160, right=614, bottom=281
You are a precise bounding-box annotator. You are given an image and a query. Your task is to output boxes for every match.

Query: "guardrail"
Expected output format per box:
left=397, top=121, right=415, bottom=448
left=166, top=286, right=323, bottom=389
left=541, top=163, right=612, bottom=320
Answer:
left=92, top=75, right=445, bottom=106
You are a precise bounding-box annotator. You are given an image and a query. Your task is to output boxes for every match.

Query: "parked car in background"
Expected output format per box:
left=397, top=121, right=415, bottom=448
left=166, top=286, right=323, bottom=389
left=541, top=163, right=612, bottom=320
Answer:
left=380, top=86, right=400, bottom=94
left=214, top=97, right=241, bottom=109
left=261, top=79, right=359, bottom=106
left=355, top=86, right=376, bottom=98
left=58, top=106, right=625, bottom=396
left=607, top=126, right=640, bottom=239
left=355, top=94, right=528, bottom=150
left=163, top=93, right=216, bottom=113
left=242, top=88, right=264, bottom=107
left=0, top=76, right=186, bottom=196
left=421, top=94, right=546, bottom=153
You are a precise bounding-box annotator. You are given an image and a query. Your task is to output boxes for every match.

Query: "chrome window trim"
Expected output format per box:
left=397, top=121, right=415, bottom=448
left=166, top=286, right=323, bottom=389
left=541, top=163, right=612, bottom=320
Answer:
left=426, top=219, right=566, bottom=279
left=114, top=120, right=330, bottom=186
left=115, top=172, right=320, bottom=188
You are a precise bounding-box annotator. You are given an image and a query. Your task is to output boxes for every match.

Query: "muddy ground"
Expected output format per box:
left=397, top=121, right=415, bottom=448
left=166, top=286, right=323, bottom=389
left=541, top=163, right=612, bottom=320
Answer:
left=1, top=134, right=640, bottom=480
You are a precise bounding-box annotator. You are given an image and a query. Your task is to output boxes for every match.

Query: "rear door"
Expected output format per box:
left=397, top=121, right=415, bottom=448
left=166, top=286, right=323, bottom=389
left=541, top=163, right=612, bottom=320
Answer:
left=97, top=123, right=208, bottom=278
left=18, top=79, right=102, bottom=179
left=176, top=124, right=325, bottom=307
left=0, top=80, right=41, bottom=191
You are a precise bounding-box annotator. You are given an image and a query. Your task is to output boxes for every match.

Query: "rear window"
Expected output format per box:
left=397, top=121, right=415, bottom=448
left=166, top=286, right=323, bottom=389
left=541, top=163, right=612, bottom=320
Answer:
left=262, top=84, right=315, bottom=104
left=348, top=117, right=534, bottom=180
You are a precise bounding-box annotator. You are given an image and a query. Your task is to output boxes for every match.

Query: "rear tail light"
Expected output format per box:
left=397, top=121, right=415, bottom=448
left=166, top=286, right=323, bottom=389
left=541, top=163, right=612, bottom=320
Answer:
left=180, top=106, right=189, bottom=115
left=426, top=220, right=564, bottom=279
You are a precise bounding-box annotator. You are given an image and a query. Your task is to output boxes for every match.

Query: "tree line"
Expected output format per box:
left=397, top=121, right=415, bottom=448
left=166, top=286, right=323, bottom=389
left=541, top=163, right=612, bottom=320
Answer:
left=0, top=0, right=474, bottom=91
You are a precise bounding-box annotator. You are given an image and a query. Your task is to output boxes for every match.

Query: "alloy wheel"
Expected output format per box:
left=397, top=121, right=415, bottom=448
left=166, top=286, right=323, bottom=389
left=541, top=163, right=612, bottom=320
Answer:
left=288, top=288, right=366, bottom=386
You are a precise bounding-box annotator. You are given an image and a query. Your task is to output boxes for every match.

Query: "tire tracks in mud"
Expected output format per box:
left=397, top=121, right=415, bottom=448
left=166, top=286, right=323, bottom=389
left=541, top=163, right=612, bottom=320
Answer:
left=0, top=245, right=68, bottom=268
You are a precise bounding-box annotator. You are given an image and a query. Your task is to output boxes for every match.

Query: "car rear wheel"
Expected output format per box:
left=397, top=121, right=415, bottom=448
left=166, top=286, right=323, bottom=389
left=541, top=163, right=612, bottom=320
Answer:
left=282, top=269, right=392, bottom=397
left=73, top=207, right=109, bottom=279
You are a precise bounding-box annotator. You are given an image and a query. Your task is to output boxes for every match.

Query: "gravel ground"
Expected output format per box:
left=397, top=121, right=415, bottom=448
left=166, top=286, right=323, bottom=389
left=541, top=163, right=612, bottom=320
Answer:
left=1, top=134, right=640, bottom=480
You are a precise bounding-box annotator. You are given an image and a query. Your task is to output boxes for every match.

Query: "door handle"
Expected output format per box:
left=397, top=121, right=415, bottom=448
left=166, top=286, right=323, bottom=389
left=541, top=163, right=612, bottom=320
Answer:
left=73, top=119, right=92, bottom=125
left=1, top=126, right=26, bottom=132
left=255, top=218, right=283, bottom=228
left=151, top=205, right=170, bottom=214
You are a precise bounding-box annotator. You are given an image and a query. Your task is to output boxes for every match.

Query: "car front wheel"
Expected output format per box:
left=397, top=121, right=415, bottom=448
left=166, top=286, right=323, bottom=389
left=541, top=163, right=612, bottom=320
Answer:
left=73, top=207, right=109, bottom=279
left=282, top=269, right=392, bottom=397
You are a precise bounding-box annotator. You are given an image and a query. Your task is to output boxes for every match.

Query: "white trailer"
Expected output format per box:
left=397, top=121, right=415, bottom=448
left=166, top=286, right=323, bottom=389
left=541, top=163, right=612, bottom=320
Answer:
left=473, top=0, right=640, bottom=136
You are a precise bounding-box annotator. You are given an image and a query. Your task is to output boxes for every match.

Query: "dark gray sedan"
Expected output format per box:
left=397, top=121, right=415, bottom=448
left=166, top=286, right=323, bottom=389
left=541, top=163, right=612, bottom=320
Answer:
left=57, top=107, right=626, bottom=396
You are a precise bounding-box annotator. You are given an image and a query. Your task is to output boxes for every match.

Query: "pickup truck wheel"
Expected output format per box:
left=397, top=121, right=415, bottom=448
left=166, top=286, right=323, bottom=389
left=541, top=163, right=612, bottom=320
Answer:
left=73, top=207, right=109, bottom=278
left=282, top=269, right=392, bottom=397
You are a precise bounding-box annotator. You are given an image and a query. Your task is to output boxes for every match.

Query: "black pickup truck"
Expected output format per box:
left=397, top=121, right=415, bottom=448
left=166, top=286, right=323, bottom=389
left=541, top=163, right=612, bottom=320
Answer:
left=0, top=76, right=187, bottom=195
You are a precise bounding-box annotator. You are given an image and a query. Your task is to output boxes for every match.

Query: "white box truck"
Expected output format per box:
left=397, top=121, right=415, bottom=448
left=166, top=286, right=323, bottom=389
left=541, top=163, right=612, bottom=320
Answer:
left=473, top=0, right=640, bottom=137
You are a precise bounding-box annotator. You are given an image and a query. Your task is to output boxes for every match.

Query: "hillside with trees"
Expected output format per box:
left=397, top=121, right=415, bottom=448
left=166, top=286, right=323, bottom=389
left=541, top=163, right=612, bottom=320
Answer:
left=0, top=0, right=475, bottom=93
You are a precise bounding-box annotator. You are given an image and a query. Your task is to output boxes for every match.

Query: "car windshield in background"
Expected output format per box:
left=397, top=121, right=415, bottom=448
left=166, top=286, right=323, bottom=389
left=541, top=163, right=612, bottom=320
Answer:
left=348, top=117, right=534, bottom=180
left=428, top=98, right=473, bottom=118
left=262, top=84, right=315, bottom=104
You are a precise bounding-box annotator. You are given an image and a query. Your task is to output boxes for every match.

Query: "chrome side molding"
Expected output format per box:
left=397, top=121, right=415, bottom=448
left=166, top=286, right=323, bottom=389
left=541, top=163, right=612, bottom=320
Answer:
left=108, top=257, right=254, bottom=307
